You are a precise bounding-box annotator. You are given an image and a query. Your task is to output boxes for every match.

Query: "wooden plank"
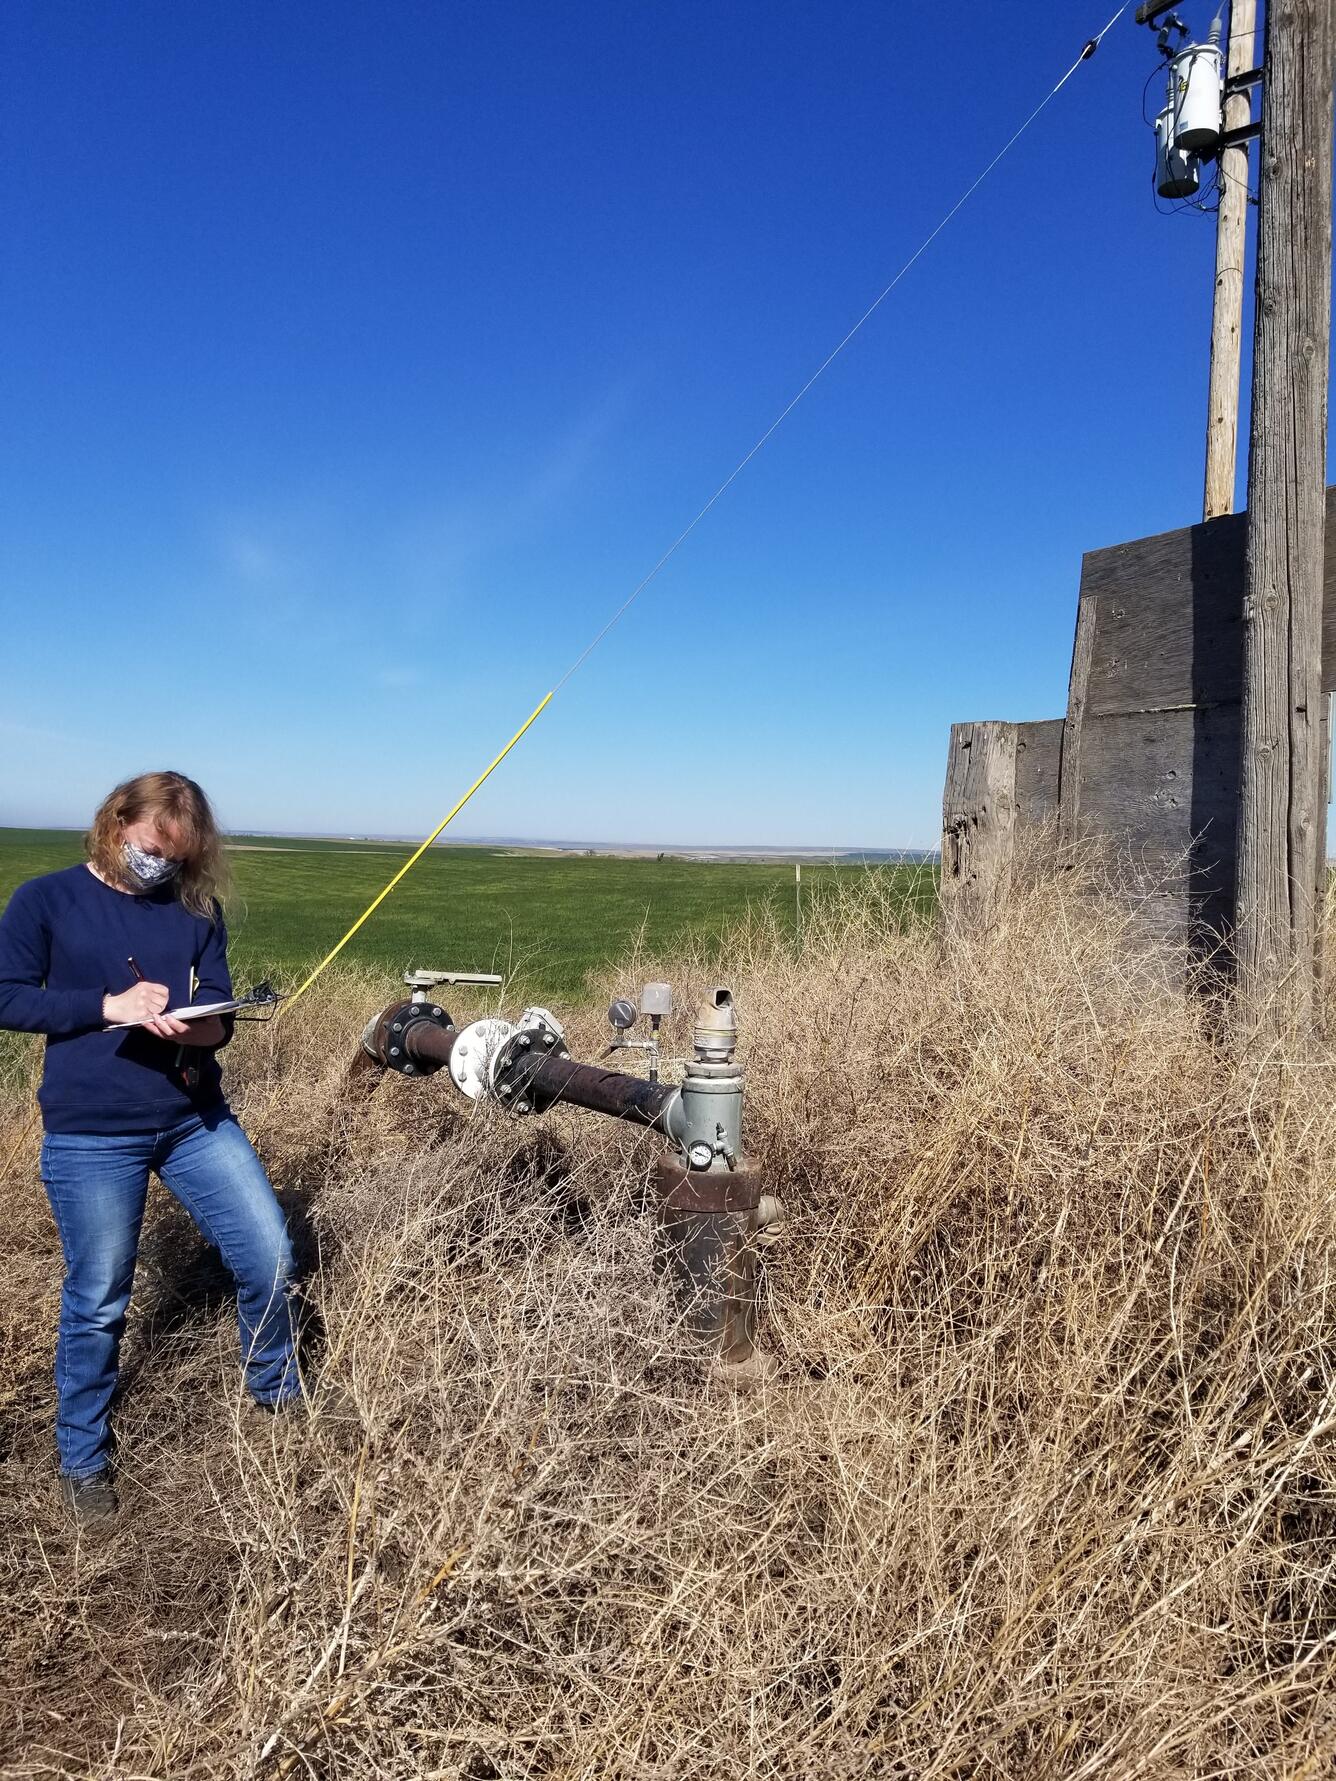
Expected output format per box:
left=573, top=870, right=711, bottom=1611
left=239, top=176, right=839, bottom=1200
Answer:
left=1075, top=708, right=1240, bottom=856
left=1071, top=706, right=1240, bottom=935
left=1060, top=595, right=1098, bottom=839
left=1075, top=488, right=1336, bottom=719
left=940, top=721, right=1018, bottom=930
left=1013, top=719, right=1063, bottom=827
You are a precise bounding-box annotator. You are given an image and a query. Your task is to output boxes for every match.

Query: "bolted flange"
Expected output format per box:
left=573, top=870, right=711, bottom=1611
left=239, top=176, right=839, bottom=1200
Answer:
left=361, top=999, right=455, bottom=1077
left=448, top=1017, right=516, bottom=1100
left=491, top=1010, right=568, bottom=1113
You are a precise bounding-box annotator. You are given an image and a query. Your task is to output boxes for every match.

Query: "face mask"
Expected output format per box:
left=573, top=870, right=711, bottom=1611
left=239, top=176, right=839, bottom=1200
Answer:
left=122, top=839, right=183, bottom=890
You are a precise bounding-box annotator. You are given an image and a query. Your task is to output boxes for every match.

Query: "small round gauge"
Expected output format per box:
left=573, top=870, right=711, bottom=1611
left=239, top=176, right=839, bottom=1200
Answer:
left=688, top=1141, right=713, bottom=1169
left=608, top=998, right=637, bottom=1030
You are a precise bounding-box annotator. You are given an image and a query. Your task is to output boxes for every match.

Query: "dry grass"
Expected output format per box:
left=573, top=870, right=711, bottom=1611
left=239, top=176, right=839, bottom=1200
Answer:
left=6, top=862, right=1336, bottom=1777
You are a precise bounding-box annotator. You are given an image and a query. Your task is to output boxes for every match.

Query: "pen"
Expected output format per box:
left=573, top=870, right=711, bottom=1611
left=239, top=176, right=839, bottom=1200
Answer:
left=127, top=956, right=145, bottom=983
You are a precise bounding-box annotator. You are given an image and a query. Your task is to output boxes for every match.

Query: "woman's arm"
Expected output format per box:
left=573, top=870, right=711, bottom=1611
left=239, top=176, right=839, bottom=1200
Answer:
left=0, top=882, right=107, bottom=1035
left=130, top=904, right=234, bottom=1045
left=157, top=905, right=236, bottom=1053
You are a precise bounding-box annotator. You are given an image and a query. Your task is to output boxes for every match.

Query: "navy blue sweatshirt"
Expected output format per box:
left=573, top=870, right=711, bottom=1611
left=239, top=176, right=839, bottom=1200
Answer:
left=0, top=865, right=235, bottom=1134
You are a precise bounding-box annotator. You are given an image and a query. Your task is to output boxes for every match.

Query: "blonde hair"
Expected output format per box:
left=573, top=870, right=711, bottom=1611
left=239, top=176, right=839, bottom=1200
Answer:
left=86, top=771, right=231, bottom=920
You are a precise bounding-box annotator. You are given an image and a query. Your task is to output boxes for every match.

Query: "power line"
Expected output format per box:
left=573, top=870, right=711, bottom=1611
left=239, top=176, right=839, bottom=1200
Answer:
left=553, top=2, right=1130, bottom=690
left=283, top=5, right=1131, bottom=1009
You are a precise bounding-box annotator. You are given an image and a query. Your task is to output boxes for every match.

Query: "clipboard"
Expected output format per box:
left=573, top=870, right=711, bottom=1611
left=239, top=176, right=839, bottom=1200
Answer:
left=107, top=983, right=282, bottom=1030
left=108, top=997, right=252, bottom=1030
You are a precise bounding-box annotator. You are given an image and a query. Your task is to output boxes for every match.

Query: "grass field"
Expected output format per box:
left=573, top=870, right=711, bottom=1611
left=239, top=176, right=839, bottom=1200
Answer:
left=0, top=827, right=936, bottom=1003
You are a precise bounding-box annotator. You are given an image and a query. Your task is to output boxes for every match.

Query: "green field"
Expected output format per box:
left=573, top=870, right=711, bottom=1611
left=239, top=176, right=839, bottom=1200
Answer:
left=0, top=829, right=936, bottom=1003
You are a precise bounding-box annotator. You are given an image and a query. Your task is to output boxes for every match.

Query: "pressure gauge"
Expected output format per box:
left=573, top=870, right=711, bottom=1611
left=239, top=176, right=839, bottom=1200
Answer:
left=608, top=998, right=637, bottom=1031
left=688, top=1141, right=713, bottom=1170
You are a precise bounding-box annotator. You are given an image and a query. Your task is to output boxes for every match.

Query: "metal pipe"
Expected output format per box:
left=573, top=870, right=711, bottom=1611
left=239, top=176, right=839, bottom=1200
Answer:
left=402, top=1019, right=458, bottom=1071
left=361, top=999, right=457, bottom=1078
left=356, top=989, right=774, bottom=1382
left=361, top=999, right=679, bottom=1129
left=492, top=1048, right=679, bottom=1129
left=653, top=1154, right=762, bottom=1365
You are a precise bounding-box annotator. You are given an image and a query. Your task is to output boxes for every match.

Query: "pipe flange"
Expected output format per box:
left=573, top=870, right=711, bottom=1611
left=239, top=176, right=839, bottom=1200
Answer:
left=491, top=1013, right=570, bottom=1114
left=363, top=999, right=454, bottom=1077
left=449, top=1018, right=516, bottom=1100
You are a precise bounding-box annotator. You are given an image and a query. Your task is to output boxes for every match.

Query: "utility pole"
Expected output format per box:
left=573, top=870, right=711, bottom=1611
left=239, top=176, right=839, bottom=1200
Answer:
left=1202, top=0, right=1258, bottom=520
left=1234, top=0, right=1336, bottom=1042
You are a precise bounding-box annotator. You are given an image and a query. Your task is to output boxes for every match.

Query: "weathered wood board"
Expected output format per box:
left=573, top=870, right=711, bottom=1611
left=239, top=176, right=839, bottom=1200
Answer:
left=940, top=719, right=1063, bottom=930
left=1065, top=704, right=1241, bottom=936
left=1074, top=488, right=1336, bottom=719
left=1061, top=489, right=1336, bottom=944
left=1014, top=719, right=1064, bottom=827
left=943, top=489, right=1334, bottom=949
left=941, top=721, right=1017, bottom=930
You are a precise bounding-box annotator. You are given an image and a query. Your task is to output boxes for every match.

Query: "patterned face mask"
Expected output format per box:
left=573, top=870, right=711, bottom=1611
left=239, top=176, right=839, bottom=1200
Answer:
left=122, top=839, right=183, bottom=890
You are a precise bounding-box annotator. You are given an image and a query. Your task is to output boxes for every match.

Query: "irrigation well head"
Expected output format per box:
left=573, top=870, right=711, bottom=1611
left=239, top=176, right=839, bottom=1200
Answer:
left=357, top=973, right=775, bottom=1379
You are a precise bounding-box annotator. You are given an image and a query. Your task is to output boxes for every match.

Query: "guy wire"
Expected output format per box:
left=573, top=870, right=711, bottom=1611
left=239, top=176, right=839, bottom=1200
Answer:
left=280, top=4, right=1129, bottom=1014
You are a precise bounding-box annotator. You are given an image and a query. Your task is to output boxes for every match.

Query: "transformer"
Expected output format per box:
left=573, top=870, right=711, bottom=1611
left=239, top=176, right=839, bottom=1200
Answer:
left=1156, top=104, right=1201, bottom=199
left=1169, top=40, right=1223, bottom=151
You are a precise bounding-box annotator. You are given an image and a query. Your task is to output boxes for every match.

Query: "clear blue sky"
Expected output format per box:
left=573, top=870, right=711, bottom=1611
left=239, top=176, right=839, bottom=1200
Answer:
left=0, top=1, right=1310, bottom=847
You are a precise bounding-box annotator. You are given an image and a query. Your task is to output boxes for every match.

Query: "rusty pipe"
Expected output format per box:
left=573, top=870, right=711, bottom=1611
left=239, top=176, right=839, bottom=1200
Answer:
left=491, top=1048, right=679, bottom=1128
left=357, top=994, right=768, bottom=1380
left=402, top=1019, right=458, bottom=1071
left=653, top=1154, right=762, bottom=1365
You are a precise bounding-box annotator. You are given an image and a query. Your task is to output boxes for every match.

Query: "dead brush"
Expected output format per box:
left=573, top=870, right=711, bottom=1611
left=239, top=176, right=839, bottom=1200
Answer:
left=6, top=868, right=1336, bottom=1776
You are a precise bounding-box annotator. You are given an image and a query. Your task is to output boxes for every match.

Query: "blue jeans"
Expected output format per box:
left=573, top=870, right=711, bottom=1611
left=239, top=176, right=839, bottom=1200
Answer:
left=40, top=1106, right=298, bottom=1478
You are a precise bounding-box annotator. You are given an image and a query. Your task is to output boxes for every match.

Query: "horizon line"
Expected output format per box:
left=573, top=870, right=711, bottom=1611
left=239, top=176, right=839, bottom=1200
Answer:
left=0, top=820, right=937, bottom=857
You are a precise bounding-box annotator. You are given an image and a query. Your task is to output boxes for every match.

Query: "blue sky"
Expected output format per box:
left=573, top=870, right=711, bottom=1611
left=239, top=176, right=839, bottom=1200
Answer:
left=0, top=1, right=1298, bottom=847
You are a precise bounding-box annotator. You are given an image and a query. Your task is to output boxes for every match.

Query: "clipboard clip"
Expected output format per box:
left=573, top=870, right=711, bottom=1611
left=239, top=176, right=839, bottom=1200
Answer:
left=177, top=981, right=283, bottom=1088
left=230, top=980, right=284, bottom=1022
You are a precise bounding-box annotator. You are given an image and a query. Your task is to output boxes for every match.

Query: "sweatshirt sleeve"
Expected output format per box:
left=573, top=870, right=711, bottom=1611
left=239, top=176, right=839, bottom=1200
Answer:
left=193, top=905, right=236, bottom=1050
left=0, top=882, right=107, bottom=1036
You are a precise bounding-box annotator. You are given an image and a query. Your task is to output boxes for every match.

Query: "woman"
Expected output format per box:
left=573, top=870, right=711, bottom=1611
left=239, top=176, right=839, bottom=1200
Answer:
left=0, top=771, right=298, bottom=1523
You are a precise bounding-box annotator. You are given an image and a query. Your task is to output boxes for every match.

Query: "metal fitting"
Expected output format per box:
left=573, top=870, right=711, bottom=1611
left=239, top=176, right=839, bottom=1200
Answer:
left=653, top=1153, right=763, bottom=1366
left=361, top=999, right=456, bottom=1077
left=693, top=987, right=737, bottom=1063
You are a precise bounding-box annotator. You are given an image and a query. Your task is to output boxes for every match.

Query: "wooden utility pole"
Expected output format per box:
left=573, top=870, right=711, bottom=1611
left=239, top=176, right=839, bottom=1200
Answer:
left=1234, top=0, right=1336, bottom=1041
left=1202, top=0, right=1258, bottom=520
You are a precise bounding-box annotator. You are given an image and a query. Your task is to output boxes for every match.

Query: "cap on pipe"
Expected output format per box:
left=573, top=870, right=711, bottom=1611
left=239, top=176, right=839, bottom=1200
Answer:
left=693, top=986, right=737, bottom=1062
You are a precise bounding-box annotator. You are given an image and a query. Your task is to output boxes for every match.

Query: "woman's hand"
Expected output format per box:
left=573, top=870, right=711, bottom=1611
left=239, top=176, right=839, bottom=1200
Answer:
left=142, top=1012, right=195, bottom=1040
left=102, top=988, right=225, bottom=1046
left=103, top=982, right=170, bottom=1027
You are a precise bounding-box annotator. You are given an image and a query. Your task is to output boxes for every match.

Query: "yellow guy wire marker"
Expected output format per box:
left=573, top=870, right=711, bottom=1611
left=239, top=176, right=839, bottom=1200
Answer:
left=279, top=691, right=553, bottom=1014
